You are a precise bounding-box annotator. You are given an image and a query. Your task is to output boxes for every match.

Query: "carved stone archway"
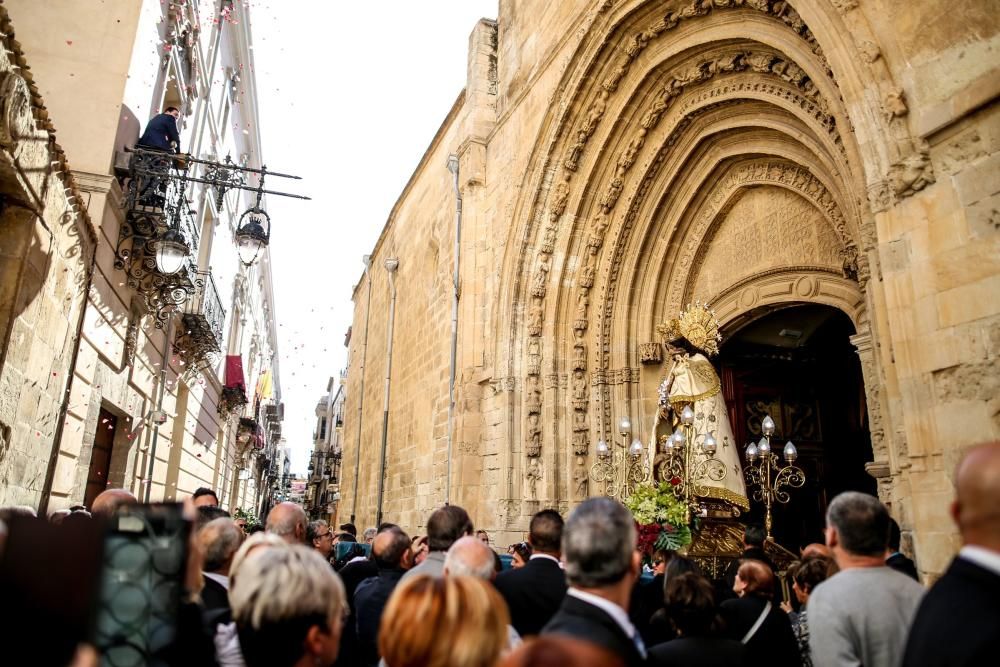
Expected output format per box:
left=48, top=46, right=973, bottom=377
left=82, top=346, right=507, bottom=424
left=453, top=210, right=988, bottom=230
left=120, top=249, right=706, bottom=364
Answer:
left=494, top=1, right=910, bottom=520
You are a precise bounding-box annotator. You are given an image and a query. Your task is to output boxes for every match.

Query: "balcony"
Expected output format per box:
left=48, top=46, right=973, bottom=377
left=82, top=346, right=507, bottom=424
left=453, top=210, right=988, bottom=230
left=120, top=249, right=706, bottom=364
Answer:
left=115, top=148, right=203, bottom=327
left=173, top=271, right=226, bottom=372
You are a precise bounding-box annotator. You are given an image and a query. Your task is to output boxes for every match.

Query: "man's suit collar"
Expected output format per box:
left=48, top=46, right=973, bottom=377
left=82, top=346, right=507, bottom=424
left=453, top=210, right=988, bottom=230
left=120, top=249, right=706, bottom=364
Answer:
left=959, top=545, right=1000, bottom=578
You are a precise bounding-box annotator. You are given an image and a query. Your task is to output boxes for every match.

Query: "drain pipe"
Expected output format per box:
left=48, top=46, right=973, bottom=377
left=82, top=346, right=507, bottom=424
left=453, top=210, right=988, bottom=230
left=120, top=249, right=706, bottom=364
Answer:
left=445, top=155, right=462, bottom=506
left=375, top=257, right=399, bottom=527
left=349, top=255, right=373, bottom=523
left=144, top=317, right=175, bottom=503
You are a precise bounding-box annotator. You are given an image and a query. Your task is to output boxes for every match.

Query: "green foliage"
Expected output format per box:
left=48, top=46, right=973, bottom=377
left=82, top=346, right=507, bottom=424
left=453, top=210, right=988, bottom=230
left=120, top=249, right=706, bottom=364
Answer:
left=624, top=482, right=688, bottom=527
left=233, top=506, right=260, bottom=528
left=625, top=482, right=693, bottom=553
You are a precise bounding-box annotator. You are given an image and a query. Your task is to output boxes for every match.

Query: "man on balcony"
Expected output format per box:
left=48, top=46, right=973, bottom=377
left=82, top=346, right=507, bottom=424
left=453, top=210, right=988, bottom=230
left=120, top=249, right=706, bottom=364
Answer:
left=138, top=106, right=181, bottom=153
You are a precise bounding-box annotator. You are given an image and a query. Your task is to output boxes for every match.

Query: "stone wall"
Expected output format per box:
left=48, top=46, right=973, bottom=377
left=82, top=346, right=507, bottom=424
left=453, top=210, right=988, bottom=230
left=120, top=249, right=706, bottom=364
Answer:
left=0, top=8, right=96, bottom=508
left=344, top=0, right=999, bottom=577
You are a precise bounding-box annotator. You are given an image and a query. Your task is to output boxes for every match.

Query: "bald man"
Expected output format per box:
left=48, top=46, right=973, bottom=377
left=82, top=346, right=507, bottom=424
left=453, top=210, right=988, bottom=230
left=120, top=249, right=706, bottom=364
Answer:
left=90, top=488, right=138, bottom=517
left=445, top=535, right=497, bottom=580
left=355, top=528, right=411, bottom=665
left=264, top=501, right=308, bottom=544
left=902, top=442, right=1000, bottom=667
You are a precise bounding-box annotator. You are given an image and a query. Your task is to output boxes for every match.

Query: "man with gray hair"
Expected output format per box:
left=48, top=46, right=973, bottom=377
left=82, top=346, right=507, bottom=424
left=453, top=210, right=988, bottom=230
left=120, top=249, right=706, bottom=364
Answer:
left=808, top=491, right=924, bottom=667
left=542, top=497, right=646, bottom=666
left=265, top=501, right=308, bottom=544
left=198, top=517, right=244, bottom=613
left=307, top=519, right=335, bottom=560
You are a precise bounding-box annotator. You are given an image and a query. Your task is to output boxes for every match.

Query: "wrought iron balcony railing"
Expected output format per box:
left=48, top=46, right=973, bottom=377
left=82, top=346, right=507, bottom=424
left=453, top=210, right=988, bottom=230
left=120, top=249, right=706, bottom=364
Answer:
left=173, top=271, right=225, bottom=372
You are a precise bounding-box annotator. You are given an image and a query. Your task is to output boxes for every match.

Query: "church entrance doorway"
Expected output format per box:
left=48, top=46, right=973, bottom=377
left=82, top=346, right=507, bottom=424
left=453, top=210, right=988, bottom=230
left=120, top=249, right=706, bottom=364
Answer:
left=718, top=304, right=875, bottom=551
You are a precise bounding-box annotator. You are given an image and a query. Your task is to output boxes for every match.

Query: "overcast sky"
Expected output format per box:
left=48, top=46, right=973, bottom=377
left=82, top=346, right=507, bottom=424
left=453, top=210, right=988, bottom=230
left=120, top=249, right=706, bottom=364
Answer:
left=251, top=1, right=498, bottom=474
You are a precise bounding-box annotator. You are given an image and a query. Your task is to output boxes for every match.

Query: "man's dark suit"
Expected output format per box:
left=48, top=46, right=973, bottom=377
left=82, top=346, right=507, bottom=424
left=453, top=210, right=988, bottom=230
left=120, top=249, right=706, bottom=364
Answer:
left=648, top=636, right=746, bottom=667
left=542, top=593, right=645, bottom=667
left=886, top=551, right=920, bottom=581
left=494, top=555, right=567, bottom=636
left=200, top=574, right=229, bottom=613
left=720, top=595, right=799, bottom=667
left=902, top=555, right=1000, bottom=666
left=333, top=559, right=377, bottom=667
left=355, top=568, right=405, bottom=667
left=138, top=112, right=181, bottom=152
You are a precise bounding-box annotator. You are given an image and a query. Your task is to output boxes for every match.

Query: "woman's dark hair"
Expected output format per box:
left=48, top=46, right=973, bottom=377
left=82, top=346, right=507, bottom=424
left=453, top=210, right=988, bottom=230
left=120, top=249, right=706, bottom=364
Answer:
left=508, top=541, right=532, bottom=561
left=664, top=573, right=719, bottom=637
left=238, top=612, right=328, bottom=667
left=793, top=556, right=831, bottom=593
left=664, top=555, right=700, bottom=583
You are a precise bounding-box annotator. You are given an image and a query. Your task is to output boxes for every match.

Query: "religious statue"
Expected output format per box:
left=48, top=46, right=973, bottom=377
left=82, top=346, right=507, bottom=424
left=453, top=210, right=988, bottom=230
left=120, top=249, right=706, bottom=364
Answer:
left=525, top=458, right=542, bottom=499
left=654, top=303, right=749, bottom=513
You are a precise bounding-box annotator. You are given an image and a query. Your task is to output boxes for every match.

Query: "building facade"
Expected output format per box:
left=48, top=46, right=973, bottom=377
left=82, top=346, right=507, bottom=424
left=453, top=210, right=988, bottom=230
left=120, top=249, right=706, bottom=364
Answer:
left=0, top=0, right=286, bottom=515
left=341, top=0, right=1000, bottom=580
left=307, top=375, right=346, bottom=523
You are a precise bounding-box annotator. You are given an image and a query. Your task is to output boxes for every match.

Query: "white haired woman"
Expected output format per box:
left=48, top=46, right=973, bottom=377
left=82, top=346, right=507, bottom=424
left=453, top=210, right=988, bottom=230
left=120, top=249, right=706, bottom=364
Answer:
left=228, top=544, right=347, bottom=667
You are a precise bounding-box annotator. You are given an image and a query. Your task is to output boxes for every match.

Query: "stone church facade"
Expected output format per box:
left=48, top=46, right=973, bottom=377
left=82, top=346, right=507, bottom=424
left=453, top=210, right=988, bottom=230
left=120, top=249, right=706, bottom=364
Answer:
left=341, top=0, right=999, bottom=579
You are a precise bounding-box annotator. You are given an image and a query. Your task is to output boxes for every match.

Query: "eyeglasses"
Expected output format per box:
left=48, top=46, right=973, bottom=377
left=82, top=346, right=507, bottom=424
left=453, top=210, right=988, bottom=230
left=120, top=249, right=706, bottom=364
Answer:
left=317, top=531, right=333, bottom=540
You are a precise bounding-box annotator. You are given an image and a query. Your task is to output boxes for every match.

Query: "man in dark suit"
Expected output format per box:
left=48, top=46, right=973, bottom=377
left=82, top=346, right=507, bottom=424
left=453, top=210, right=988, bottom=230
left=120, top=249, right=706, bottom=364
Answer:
left=903, top=441, right=1000, bottom=667
left=722, top=524, right=774, bottom=597
left=494, top=509, right=567, bottom=636
left=354, top=527, right=411, bottom=667
left=197, top=517, right=243, bottom=614
left=886, top=517, right=919, bottom=580
left=138, top=106, right=181, bottom=153
left=542, top=497, right=646, bottom=666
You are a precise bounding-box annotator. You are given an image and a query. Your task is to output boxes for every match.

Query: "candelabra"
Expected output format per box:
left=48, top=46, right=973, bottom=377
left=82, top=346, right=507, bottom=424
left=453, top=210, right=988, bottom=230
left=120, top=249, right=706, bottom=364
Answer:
left=590, top=416, right=650, bottom=501
left=658, top=405, right=730, bottom=522
left=744, top=415, right=805, bottom=539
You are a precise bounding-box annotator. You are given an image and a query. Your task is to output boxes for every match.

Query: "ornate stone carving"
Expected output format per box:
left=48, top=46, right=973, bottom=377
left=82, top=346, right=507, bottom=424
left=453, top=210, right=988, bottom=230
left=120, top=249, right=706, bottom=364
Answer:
left=525, top=375, right=541, bottom=414
left=867, top=180, right=892, bottom=213
left=0, top=72, right=34, bottom=150
left=830, top=0, right=859, bottom=13
left=525, top=458, right=542, bottom=499
left=638, top=342, right=662, bottom=364
left=525, top=412, right=541, bottom=457
left=857, top=40, right=881, bottom=64
left=573, top=458, right=589, bottom=498
left=531, top=254, right=551, bottom=297
left=527, top=297, right=543, bottom=336
left=888, top=149, right=935, bottom=199
left=882, top=86, right=908, bottom=123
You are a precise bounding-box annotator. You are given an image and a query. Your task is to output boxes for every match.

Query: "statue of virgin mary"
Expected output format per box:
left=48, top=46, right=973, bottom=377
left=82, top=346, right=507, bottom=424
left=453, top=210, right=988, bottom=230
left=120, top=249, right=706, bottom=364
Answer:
left=653, top=303, right=749, bottom=514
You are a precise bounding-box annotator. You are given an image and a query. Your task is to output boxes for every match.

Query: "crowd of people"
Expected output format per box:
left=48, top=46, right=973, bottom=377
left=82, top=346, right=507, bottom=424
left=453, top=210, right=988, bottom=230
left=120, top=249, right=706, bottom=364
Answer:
left=0, top=441, right=998, bottom=666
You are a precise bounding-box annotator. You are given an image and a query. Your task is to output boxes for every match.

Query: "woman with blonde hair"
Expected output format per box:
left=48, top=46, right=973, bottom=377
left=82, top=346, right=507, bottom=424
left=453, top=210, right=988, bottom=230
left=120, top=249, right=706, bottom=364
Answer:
left=379, top=575, right=509, bottom=667
left=229, top=545, right=347, bottom=667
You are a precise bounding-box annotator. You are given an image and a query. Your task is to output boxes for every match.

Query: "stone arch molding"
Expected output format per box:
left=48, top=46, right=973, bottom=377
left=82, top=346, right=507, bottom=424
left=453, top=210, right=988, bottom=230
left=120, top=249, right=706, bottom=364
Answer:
left=501, top=0, right=908, bottom=510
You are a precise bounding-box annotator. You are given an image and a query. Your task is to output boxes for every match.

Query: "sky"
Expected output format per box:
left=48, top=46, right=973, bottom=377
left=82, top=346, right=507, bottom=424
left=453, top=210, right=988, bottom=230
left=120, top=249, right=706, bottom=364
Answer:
left=251, top=1, right=499, bottom=475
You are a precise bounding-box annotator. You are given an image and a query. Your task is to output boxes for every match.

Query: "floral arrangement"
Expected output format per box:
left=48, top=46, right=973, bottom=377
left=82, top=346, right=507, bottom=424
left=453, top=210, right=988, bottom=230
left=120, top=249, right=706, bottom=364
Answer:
left=233, top=506, right=260, bottom=530
left=624, top=482, right=693, bottom=554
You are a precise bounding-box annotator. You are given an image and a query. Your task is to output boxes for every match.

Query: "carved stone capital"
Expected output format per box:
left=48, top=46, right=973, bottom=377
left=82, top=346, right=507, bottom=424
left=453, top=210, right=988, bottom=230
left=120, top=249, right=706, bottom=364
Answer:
left=638, top=342, right=662, bottom=364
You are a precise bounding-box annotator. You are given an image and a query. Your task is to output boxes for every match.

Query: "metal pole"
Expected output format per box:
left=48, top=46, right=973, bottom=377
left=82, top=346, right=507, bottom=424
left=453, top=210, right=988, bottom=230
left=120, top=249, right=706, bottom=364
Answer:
left=350, top=256, right=373, bottom=524
left=144, top=317, right=175, bottom=503
left=375, top=258, right=398, bottom=527
left=445, top=155, right=462, bottom=506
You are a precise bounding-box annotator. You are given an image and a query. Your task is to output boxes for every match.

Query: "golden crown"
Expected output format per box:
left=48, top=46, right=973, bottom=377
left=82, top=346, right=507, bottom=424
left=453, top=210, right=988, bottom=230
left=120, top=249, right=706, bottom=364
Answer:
left=658, top=302, right=722, bottom=356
